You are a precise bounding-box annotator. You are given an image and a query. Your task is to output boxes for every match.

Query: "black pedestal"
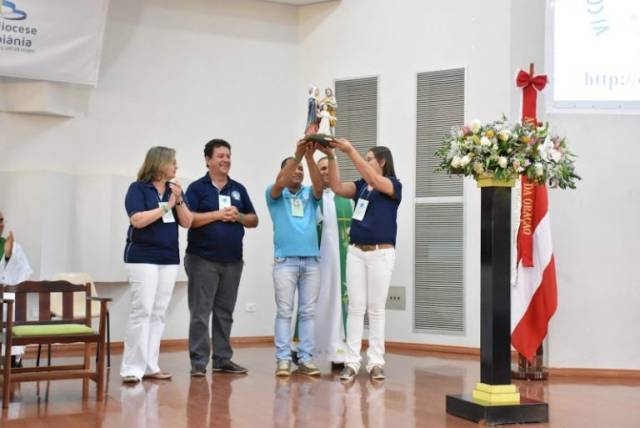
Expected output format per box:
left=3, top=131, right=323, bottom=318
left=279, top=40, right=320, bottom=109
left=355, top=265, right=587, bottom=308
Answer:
left=447, top=395, right=549, bottom=425
left=446, top=186, right=549, bottom=424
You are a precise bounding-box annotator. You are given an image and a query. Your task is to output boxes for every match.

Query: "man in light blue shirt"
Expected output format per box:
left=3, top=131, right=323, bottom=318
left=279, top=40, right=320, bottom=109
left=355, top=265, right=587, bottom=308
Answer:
left=266, top=140, right=323, bottom=377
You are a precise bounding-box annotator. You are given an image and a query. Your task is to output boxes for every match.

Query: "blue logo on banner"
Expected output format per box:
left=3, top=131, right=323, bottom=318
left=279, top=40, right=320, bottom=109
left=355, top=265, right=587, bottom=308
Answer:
left=1, top=0, right=27, bottom=20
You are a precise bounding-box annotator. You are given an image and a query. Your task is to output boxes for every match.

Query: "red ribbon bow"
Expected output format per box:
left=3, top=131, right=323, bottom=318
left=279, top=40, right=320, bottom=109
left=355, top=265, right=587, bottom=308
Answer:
left=516, top=70, right=548, bottom=124
left=516, top=70, right=548, bottom=92
left=516, top=68, right=548, bottom=268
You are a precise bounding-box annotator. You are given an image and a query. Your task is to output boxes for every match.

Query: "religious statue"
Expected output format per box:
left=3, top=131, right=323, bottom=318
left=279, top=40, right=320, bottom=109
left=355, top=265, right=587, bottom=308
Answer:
left=305, top=86, right=320, bottom=135
left=320, top=87, right=338, bottom=136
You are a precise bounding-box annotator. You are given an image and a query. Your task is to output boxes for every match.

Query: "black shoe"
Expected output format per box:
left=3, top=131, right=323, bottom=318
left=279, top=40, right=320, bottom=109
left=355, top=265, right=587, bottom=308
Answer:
left=340, top=366, right=357, bottom=381
left=331, top=362, right=345, bottom=371
left=190, top=368, right=206, bottom=378
left=212, top=360, right=248, bottom=374
left=11, top=355, right=23, bottom=368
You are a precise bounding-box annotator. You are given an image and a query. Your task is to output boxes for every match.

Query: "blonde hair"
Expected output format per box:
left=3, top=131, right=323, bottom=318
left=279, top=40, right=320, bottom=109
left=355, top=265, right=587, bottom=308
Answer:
left=137, top=146, right=176, bottom=182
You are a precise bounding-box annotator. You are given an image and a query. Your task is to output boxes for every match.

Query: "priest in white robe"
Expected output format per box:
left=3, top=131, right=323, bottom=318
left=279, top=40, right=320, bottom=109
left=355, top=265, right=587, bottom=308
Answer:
left=1, top=211, right=32, bottom=364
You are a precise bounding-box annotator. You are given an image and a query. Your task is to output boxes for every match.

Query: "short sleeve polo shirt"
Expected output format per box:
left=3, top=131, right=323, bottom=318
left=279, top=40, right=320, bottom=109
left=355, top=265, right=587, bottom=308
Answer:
left=349, top=177, right=402, bottom=246
left=123, top=181, right=180, bottom=265
left=186, top=174, right=256, bottom=262
left=265, top=184, right=320, bottom=258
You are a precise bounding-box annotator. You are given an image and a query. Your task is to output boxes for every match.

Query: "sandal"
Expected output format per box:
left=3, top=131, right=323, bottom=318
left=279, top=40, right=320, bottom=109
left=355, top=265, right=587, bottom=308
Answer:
left=143, top=371, right=172, bottom=380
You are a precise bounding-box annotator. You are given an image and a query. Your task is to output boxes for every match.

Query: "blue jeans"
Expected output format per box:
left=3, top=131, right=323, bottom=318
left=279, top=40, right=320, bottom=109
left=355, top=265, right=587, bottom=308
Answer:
left=273, top=256, right=320, bottom=364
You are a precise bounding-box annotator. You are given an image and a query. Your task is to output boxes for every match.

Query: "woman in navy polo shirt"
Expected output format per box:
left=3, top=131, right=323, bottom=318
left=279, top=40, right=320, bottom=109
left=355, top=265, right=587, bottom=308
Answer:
left=319, top=139, right=401, bottom=382
left=121, top=146, right=193, bottom=384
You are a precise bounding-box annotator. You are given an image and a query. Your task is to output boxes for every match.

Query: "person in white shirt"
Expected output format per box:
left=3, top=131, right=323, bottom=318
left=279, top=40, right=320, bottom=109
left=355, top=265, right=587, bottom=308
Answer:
left=0, top=210, right=33, bottom=367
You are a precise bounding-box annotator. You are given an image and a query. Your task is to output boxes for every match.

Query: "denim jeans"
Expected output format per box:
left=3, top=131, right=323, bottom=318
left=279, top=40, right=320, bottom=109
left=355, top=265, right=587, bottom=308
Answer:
left=273, top=256, right=320, bottom=364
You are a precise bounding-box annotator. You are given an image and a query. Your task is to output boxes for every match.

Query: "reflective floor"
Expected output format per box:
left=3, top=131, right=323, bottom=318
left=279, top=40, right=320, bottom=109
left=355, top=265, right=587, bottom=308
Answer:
left=1, top=345, right=639, bottom=427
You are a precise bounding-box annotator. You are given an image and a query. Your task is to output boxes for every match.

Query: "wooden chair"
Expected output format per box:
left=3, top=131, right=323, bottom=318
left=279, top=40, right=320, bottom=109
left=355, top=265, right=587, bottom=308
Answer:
left=36, top=273, right=112, bottom=368
left=0, top=280, right=111, bottom=408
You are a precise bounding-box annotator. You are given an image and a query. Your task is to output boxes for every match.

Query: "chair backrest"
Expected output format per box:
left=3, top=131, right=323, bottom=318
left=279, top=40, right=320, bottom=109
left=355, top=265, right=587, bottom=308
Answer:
left=50, top=272, right=100, bottom=318
left=0, top=280, right=92, bottom=327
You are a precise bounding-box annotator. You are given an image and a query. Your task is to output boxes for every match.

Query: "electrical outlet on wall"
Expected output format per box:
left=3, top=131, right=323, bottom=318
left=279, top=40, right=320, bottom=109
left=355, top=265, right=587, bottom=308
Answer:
left=386, top=286, right=406, bottom=310
left=245, top=302, right=257, bottom=313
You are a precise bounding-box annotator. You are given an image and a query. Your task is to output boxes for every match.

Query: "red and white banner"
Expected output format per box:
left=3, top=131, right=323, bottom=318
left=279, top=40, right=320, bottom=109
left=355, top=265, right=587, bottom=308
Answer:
left=511, top=180, right=558, bottom=361
left=511, top=67, right=558, bottom=361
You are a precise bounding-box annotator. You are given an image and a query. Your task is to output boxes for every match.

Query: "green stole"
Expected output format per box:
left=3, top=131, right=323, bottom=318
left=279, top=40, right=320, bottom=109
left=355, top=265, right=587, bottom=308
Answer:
left=0, top=237, right=5, bottom=260
left=317, top=195, right=353, bottom=336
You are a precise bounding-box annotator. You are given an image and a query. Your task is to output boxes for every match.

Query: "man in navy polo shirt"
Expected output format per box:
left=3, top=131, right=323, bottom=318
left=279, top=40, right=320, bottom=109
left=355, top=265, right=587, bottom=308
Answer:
left=185, top=139, right=258, bottom=376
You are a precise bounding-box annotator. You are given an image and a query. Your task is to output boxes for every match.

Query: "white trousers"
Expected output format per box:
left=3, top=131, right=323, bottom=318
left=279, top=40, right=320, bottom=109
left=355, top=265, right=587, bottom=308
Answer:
left=120, top=263, right=178, bottom=379
left=344, top=246, right=395, bottom=372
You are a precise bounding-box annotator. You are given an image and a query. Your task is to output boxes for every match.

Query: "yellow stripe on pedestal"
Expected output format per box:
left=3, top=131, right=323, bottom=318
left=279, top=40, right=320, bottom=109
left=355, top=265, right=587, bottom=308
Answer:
left=472, top=383, right=521, bottom=405
left=475, top=382, right=518, bottom=394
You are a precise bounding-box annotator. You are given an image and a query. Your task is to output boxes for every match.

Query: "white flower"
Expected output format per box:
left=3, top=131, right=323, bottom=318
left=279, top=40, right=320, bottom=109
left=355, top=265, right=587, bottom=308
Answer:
left=480, top=136, right=492, bottom=147
left=498, top=156, right=508, bottom=168
left=513, top=159, right=523, bottom=172
left=550, top=149, right=562, bottom=162
left=534, top=163, right=544, bottom=176
left=470, top=120, right=482, bottom=134
left=451, top=156, right=462, bottom=168
left=460, top=155, right=471, bottom=167
left=498, top=129, right=511, bottom=141
left=473, top=162, right=485, bottom=174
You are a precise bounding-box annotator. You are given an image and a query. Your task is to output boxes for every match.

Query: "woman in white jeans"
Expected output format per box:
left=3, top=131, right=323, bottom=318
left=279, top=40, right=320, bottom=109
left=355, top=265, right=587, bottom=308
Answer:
left=318, top=139, right=401, bottom=381
left=121, top=146, right=192, bottom=383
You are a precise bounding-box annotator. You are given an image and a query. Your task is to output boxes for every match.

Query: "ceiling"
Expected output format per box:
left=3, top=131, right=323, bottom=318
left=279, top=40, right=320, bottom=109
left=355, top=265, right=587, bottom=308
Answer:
left=257, top=0, right=337, bottom=5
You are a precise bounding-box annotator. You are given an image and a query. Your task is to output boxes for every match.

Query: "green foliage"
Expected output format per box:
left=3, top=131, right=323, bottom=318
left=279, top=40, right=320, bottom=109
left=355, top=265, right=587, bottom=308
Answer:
left=434, top=118, right=580, bottom=189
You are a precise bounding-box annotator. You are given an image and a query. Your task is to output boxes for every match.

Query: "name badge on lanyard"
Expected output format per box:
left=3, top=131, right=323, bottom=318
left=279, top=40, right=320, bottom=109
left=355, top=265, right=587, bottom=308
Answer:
left=352, top=198, right=369, bottom=221
left=291, top=198, right=304, bottom=217
left=159, top=202, right=175, bottom=223
left=219, top=194, right=231, bottom=209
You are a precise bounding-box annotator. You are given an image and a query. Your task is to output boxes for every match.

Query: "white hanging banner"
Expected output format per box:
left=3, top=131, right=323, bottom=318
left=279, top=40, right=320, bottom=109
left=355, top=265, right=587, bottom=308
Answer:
left=0, top=0, right=109, bottom=86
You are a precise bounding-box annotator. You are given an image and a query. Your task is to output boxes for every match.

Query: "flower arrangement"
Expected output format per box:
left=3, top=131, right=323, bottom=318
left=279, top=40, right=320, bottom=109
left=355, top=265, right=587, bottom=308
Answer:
left=435, top=117, right=580, bottom=189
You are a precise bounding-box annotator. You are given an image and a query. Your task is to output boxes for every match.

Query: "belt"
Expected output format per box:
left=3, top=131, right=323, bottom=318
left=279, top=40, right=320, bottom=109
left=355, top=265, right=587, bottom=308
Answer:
left=352, top=243, right=394, bottom=252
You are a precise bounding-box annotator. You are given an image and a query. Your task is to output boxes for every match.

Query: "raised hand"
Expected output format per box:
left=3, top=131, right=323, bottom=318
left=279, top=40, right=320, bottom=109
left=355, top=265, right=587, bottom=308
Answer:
left=316, top=143, right=335, bottom=157
left=305, top=142, right=317, bottom=158
left=331, top=138, right=354, bottom=154
left=169, top=181, right=183, bottom=198
left=168, top=192, right=178, bottom=209
left=295, top=139, right=309, bottom=159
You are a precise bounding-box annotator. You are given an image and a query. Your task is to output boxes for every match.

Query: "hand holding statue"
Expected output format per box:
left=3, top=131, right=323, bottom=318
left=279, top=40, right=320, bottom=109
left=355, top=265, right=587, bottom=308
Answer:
left=304, top=142, right=318, bottom=159
left=316, top=143, right=335, bottom=157
left=330, top=138, right=354, bottom=154
left=295, top=139, right=309, bottom=160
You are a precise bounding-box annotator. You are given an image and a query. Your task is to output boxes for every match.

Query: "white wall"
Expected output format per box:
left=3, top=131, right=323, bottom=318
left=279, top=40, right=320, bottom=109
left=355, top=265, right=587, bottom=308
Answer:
left=1, top=0, right=303, bottom=340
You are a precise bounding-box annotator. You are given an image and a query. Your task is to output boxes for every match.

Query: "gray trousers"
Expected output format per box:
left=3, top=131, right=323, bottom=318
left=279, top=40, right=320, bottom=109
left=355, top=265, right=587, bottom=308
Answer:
left=185, top=253, right=243, bottom=370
